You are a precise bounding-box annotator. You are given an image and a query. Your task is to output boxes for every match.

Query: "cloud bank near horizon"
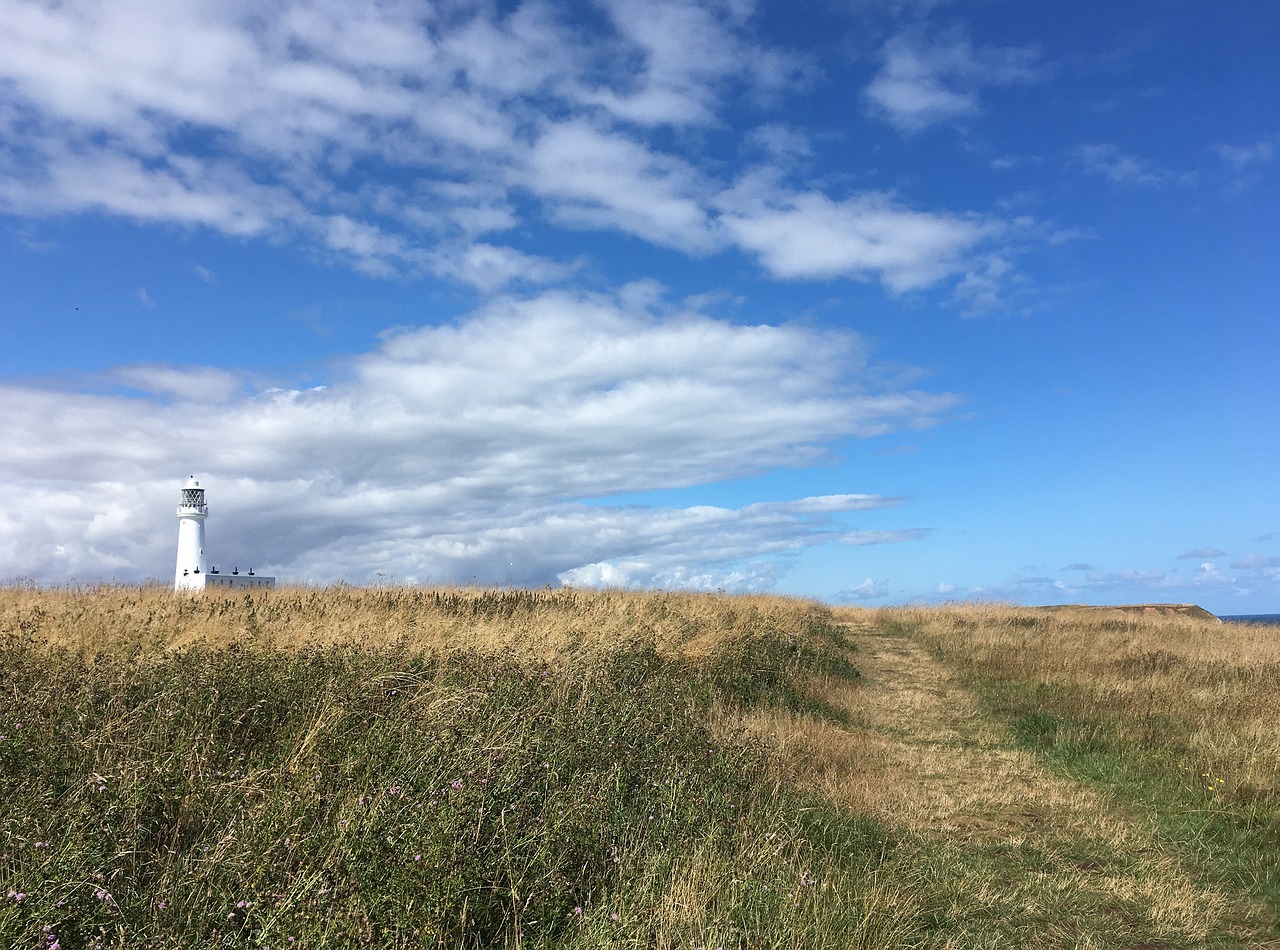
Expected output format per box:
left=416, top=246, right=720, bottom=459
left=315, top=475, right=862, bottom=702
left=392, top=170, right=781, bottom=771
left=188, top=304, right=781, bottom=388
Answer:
left=0, top=288, right=950, bottom=589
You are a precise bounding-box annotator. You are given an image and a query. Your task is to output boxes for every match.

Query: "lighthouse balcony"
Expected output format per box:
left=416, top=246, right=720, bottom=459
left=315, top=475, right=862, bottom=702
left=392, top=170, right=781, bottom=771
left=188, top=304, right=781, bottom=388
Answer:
left=178, top=572, right=276, bottom=591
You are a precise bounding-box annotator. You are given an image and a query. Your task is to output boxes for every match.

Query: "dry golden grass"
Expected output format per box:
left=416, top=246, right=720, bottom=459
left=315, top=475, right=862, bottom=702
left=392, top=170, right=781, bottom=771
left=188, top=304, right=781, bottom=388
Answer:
left=881, top=602, right=1280, bottom=801
left=729, top=605, right=1279, bottom=945
left=0, top=583, right=830, bottom=662
left=7, top=587, right=1278, bottom=945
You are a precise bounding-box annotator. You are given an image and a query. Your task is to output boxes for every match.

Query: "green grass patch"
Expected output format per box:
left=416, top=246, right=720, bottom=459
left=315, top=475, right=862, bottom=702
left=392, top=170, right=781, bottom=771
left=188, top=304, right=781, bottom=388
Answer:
left=931, top=672, right=1280, bottom=941
left=0, top=623, right=906, bottom=949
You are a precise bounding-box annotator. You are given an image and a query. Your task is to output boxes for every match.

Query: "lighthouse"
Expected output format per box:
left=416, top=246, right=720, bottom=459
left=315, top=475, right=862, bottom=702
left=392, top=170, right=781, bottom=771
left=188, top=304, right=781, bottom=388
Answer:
left=174, top=475, right=209, bottom=589
left=173, top=476, right=275, bottom=591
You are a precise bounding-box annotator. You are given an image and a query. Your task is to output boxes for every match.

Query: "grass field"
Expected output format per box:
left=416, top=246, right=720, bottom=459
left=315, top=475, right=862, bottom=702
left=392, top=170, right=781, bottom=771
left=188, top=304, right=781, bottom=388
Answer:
left=1, top=587, right=1277, bottom=948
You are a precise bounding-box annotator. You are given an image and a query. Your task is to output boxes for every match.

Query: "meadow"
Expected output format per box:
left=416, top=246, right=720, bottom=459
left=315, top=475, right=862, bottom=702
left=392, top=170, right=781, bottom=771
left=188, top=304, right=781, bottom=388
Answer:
left=0, top=587, right=1277, bottom=948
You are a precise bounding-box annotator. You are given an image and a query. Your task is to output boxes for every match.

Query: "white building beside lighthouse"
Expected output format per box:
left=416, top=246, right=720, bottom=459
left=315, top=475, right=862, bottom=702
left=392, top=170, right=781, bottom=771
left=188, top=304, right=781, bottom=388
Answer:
left=174, top=476, right=275, bottom=591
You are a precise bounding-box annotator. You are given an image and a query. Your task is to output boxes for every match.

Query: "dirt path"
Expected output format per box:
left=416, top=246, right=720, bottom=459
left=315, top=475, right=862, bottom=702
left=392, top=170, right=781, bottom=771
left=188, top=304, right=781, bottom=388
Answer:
left=750, top=620, right=1276, bottom=946
left=827, top=621, right=1116, bottom=841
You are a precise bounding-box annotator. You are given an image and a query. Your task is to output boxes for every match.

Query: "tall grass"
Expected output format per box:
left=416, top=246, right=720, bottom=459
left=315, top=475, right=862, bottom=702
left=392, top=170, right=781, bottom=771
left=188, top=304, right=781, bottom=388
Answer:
left=8, top=589, right=1278, bottom=947
left=888, top=603, right=1280, bottom=934
left=0, top=585, right=910, bottom=949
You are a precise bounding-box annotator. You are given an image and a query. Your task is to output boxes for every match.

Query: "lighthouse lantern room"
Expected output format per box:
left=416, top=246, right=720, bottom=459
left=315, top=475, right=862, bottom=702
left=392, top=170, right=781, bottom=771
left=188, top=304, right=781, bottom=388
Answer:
left=174, top=476, right=276, bottom=591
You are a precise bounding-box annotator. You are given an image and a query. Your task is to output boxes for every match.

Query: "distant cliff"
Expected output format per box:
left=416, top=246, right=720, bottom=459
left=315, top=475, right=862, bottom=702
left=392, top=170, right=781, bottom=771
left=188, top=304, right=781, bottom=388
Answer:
left=1042, top=603, right=1220, bottom=622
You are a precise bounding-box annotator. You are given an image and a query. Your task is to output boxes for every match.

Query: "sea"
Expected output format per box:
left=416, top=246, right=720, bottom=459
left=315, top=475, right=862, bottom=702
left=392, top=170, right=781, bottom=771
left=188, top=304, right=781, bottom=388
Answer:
left=1220, top=614, right=1280, bottom=626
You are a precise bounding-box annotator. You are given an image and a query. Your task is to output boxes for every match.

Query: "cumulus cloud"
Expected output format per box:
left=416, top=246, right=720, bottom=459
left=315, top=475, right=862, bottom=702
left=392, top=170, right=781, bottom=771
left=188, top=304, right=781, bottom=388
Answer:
left=0, top=287, right=956, bottom=589
left=835, top=577, right=886, bottom=602
left=716, top=172, right=995, bottom=291
left=0, top=0, right=1026, bottom=297
left=865, top=30, right=1040, bottom=132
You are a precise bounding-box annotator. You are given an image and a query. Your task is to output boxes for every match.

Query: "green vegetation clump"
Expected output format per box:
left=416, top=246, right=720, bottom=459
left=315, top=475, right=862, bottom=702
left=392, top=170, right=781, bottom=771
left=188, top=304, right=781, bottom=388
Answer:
left=0, top=589, right=905, bottom=949
left=893, top=603, right=1280, bottom=938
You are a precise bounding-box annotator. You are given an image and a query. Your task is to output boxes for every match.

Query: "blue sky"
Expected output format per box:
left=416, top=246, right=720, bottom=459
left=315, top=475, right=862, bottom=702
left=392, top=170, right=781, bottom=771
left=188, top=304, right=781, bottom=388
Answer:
left=1, top=0, right=1277, bottom=612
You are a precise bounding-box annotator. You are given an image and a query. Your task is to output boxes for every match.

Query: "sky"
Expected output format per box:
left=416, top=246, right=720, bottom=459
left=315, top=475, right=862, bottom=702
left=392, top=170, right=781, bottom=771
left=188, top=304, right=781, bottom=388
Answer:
left=0, top=0, right=1277, bottom=613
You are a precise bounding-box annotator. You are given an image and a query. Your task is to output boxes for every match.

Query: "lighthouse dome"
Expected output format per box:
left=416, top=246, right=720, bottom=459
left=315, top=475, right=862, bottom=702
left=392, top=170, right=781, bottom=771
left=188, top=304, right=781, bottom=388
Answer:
left=179, top=476, right=208, bottom=513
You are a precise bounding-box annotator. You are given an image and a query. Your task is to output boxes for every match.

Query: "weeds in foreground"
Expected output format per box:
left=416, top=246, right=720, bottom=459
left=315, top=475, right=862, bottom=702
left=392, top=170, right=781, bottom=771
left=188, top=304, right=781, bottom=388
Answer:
left=0, top=587, right=909, bottom=949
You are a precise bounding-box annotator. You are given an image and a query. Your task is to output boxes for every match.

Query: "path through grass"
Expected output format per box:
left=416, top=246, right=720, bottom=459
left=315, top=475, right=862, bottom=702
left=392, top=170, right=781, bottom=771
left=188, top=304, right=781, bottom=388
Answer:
left=3, top=589, right=1278, bottom=948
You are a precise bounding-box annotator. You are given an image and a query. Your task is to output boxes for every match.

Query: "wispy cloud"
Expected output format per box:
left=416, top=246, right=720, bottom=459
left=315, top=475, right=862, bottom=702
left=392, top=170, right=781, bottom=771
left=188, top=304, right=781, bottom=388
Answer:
left=1213, top=141, right=1274, bottom=170
left=1177, top=547, right=1225, bottom=560
left=834, top=577, right=887, bottom=602
left=1212, top=139, right=1275, bottom=193
left=1230, top=553, right=1280, bottom=570
left=1073, top=144, right=1193, bottom=188
left=864, top=29, right=1040, bottom=133
left=0, top=287, right=956, bottom=588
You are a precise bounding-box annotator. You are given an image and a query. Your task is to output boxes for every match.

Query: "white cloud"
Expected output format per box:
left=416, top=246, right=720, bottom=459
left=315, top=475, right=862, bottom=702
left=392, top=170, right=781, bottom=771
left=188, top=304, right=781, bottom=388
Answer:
left=0, top=0, right=1029, bottom=298
left=1073, top=144, right=1193, bottom=188
left=716, top=173, right=995, bottom=291
left=1213, top=141, right=1273, bottom=170
left=524, top=120, right=716, bottom=252
left=109, top=365, right=245, bottom=404
left=836, top=577, right=885, bottom=601
left=584, top=0, right=804, bottom=126
left=0, top=287, right=955, bottom=588
left=865, top=30, right=1040, bottom=133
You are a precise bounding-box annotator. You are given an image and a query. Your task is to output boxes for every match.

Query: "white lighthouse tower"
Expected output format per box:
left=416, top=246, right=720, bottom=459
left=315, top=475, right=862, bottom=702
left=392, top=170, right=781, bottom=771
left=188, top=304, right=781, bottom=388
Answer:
left=173, top=476, right=275, bottom=591
left=174, top=475, right=209, bottom=589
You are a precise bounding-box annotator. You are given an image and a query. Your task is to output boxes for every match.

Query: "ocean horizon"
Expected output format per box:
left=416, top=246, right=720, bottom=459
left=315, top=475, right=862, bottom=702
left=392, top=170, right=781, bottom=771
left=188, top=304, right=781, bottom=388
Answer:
left=1220, top=614, right=1280, bottom=626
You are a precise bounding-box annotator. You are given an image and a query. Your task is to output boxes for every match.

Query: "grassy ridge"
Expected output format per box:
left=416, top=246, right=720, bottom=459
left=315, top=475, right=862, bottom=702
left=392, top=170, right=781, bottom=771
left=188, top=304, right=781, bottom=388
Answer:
left=887, top=604, right=1280, bottom=939
left=5, top=590, right=1280, bottom=947
left=0, top=587, right=907, bottom=949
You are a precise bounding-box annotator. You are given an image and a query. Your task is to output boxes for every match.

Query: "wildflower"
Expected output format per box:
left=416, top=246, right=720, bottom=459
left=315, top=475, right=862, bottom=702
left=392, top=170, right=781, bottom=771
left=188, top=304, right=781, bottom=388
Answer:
left=450, top=779, right=464, bottom=791
left=572, top=906, right=582, bottom=916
